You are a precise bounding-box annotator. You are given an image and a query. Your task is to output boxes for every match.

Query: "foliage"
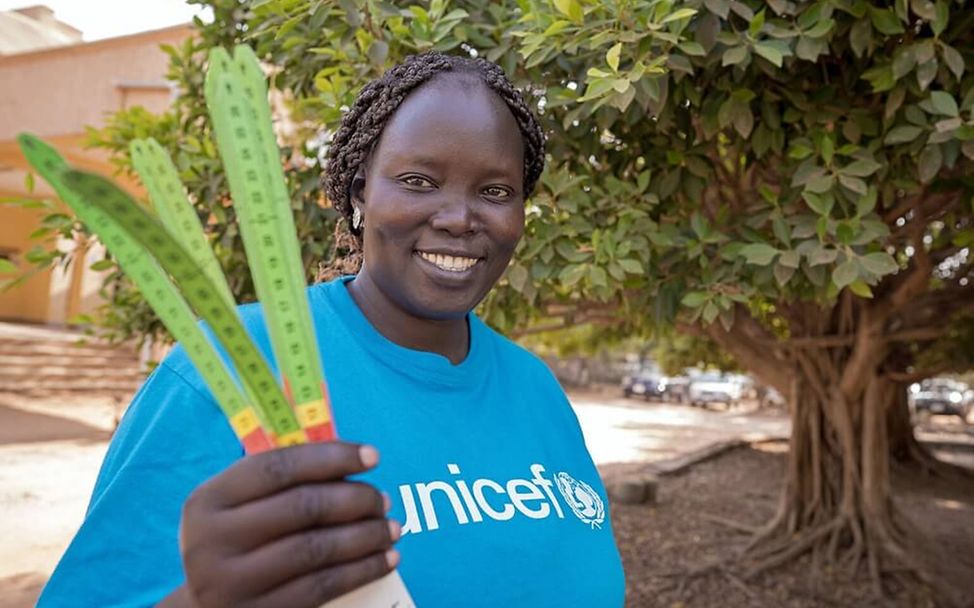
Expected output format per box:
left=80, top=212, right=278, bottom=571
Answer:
left=13, top=0, right=974, bottom=377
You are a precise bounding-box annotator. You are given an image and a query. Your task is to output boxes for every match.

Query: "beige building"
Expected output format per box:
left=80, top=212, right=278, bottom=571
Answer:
left=0, top=5, right=191, bottom=324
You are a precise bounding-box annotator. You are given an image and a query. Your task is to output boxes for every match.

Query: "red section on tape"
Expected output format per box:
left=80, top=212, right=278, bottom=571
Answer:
left=242, top=428, right=275, bottom=454
left=305, top=423, right=336, bottom=443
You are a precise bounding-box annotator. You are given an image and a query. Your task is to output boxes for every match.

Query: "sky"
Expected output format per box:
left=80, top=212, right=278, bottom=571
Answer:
left=0, top=0, right=210, bottom=41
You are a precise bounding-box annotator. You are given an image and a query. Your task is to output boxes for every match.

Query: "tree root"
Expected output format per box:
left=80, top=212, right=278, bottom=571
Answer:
left=698, top=512, right=759, bottom=534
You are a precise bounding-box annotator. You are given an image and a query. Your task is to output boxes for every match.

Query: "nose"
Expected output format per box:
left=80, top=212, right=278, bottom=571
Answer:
left=429, top=194, right=481, bottom=236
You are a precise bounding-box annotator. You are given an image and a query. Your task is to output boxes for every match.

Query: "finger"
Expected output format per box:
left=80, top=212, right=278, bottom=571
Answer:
left=207, top=442, right=379, bottom=507
left=234, top=518, right=400, bottom=594
left=225, top=481, right=387, bottom=549
left=251, top=549, right=399, bottom=608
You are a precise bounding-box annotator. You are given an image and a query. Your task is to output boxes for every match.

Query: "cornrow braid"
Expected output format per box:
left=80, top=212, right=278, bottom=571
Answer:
left=324, top=51, right=546, bottom=238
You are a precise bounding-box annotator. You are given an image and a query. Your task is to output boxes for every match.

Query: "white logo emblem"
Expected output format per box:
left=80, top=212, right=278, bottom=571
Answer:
left=555, top=472, right=605, bottom=529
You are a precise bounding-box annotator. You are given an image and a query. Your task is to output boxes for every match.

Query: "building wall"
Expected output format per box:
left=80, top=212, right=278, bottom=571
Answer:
left=0, top=24, right=192, bottom=324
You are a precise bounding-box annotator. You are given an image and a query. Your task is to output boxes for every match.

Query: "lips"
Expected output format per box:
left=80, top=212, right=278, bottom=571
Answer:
left=415, top=250, right=482, bottom=273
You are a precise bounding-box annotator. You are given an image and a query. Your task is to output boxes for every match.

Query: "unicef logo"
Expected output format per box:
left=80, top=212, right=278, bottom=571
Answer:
left=555, top=472, right=605, bottom=529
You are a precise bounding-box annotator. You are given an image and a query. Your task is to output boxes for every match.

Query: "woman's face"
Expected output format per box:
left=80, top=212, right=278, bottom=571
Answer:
left=353, top=75, right=526, bottom=321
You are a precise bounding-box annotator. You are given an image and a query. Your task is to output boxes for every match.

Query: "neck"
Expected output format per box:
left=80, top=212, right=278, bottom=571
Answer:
left=345, top=271, right=470, bottom=365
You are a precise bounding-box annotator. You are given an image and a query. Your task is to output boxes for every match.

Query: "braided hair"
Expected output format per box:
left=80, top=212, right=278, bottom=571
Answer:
left=324, top=51, right=546, bottom=239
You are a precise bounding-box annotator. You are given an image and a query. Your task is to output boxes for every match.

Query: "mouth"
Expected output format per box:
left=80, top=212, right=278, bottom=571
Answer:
left=415, top=250, right=483, bottom=273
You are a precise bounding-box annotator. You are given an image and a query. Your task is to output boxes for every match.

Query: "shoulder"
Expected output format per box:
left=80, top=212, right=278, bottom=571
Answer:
left=473, top=317, right=561, bottom=389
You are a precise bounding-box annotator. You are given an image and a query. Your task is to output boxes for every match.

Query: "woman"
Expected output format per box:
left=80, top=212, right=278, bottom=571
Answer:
left=38, top=52, right=625, bottom=607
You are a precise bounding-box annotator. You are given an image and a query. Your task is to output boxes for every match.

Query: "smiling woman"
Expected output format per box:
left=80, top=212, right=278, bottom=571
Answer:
left=37, top=51, right=625, bottom=608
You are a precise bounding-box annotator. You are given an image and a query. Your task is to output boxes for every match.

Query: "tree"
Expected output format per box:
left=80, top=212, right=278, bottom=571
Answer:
left=18, top=0, right=974, bottom=601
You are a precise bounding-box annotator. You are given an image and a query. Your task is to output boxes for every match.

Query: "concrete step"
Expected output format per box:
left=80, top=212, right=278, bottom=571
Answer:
left=0, top=365, right=144, bottom=379
left=0, top=341, right=139, bottom=360
left=1, top=377, right=143, bottom=392
left=0, top=353, right=141, bottom=369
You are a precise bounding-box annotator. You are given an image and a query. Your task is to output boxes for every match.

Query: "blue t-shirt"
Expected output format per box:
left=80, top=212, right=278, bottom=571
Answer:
left=38, top=278, right=625, bottom=607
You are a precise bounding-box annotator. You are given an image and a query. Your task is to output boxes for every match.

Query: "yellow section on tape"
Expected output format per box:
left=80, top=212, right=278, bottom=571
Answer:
left=276, top=430, right=308, bottom=447
left=296, top=399, right=331, bottom=427
left=229, top=408, right=260, bottom=437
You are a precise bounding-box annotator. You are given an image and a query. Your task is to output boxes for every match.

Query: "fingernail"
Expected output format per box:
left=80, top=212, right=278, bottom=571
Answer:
left=385, top=548, right=400, bottom=569
left=382, top=492, right=391, bottom=512
left=359, top=445, right=379, bottom=468
left=388, top=519, right=401, bottom=541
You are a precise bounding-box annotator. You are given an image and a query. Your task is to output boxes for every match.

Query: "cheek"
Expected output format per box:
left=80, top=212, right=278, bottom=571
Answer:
left=490, top=205, right=525, bottom=253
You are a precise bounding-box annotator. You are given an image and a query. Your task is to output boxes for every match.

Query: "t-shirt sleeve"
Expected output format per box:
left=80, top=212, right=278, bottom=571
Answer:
left=36, top=357, right=243, bottom=608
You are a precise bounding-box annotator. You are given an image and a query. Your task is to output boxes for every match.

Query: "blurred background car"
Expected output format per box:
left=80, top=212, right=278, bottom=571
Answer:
left=687, top=372, right=744, bottom=408
left=621, top=366, right=666, bottom=400
left=909, top=379, right=972, bottom=422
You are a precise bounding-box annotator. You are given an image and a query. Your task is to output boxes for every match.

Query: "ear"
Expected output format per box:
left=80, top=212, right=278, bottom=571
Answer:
left=350, top=167, right=367, bottom=207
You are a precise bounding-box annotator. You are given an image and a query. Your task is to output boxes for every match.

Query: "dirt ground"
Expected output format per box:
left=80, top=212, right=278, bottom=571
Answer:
left=2, top=387, right=972, bottom=607
left=608, top=441, right=974, bottom=608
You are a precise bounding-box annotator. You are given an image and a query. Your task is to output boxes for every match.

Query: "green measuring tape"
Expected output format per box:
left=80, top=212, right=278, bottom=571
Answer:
left=205, top=47, right=330, bottom=438
left=18, top=43, right=336, bottom=451
left=128, top=138, right=235, bottom=310
left=17, top=135, right=282, bottom=451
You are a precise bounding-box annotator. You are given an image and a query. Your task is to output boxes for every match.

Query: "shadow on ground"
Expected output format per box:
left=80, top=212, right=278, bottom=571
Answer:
left=1, top=572, right=46, bottom=608
left=0, top=399, right=111, bottom=446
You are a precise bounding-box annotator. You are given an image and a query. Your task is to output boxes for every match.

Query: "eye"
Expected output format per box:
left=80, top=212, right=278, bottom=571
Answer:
left=483, top=185, right=514, bottom=200
left=397, top=174, right=435, bottom=189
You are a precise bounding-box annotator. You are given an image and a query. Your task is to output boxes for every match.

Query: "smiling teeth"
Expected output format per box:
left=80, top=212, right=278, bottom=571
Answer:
left=419, top=252, right=479, bottom=272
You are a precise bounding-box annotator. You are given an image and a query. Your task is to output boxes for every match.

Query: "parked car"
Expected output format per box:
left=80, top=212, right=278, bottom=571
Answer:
left=687, top=373, right=744, bottom=407
left=621, top=367, right=666, bottom=400
left=909, top=380, right=971, bottom=422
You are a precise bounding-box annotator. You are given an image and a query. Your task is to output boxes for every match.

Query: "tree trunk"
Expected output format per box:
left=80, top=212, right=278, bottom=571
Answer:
left=744, top=357, right=958, bottom=603
left=887, top=384, right=916, bottom=463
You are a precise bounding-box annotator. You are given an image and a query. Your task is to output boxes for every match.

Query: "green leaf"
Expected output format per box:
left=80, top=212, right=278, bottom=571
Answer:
left=870, top=7, right=905, bottom=35
left=24, top=171, right=35, bottom=193
left=748, top=9, right=766, bottom=36
left=803, top=191, right=835, bottom=216
left=507, top=263, right=529, bottom=292
left=911, top=0, right=937, bottom=21
left=606, top=43, right=622, bottom=72
left=662, top=8, right=698, bottom=23
left=702, top=300, right=720, bottom=324
left=918, top=145, right=943, bottom=182
left=0, top=258, right=16, bottom=274
left=679, top=41, right=706, bottom=56
left=774, top=262, right=796, bottom=285
left=722, top=45, right=749, bottom=66
left=832, top=259, right=859, bottom=289
left=842, top=158, right=882, bottom=177
left=90, top=259, right=115, bottom=272
left=929, top=91, right=959, bottom=116
left=848, top=280, right=874, bottom=298
left=857, top=188, right=879, bottom=216
left=779, top=250, right=800, bottom=268
left=555, top=240, right=589, bottom=262
left=739, top=243, right=779, bottom=265
left=808, top=246, right=838, bottom=266
left=859, top=252, right=899, bottom=275
left=753, top=41, right=783, bottom=67
left=884, top=125, right=923, bottom=145
left=704, top=0, right=730, bottom=19
left=553, top=0, right=583, bottom=23
left=618, top=259, right=643, bottom=274
left=931, top=0, right=949, bottom=36
left=589, top=265, right=607, bottom=288
left=805, top=174, right=835, bottom=194
left=682, top=291, right=709, bottom=308
left=849, top=19, right=872, bottom=58
left=838, top=174, right=868, bottom=195
left=940, top=43, right=964, bottom=80
left=558, top=264, right=587, bottom=287
left=916, top=59, right=938, bottom=90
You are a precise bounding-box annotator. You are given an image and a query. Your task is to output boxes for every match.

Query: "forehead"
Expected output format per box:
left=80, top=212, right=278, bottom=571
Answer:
left=370, top=73, right=524, bottom=177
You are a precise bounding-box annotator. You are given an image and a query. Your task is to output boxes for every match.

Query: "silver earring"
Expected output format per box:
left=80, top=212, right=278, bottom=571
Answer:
left=352, top=206, right=363, bottom=230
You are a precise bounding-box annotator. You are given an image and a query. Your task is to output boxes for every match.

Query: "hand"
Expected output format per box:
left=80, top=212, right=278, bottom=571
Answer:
left=178, top=442, right=400, bottom=608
